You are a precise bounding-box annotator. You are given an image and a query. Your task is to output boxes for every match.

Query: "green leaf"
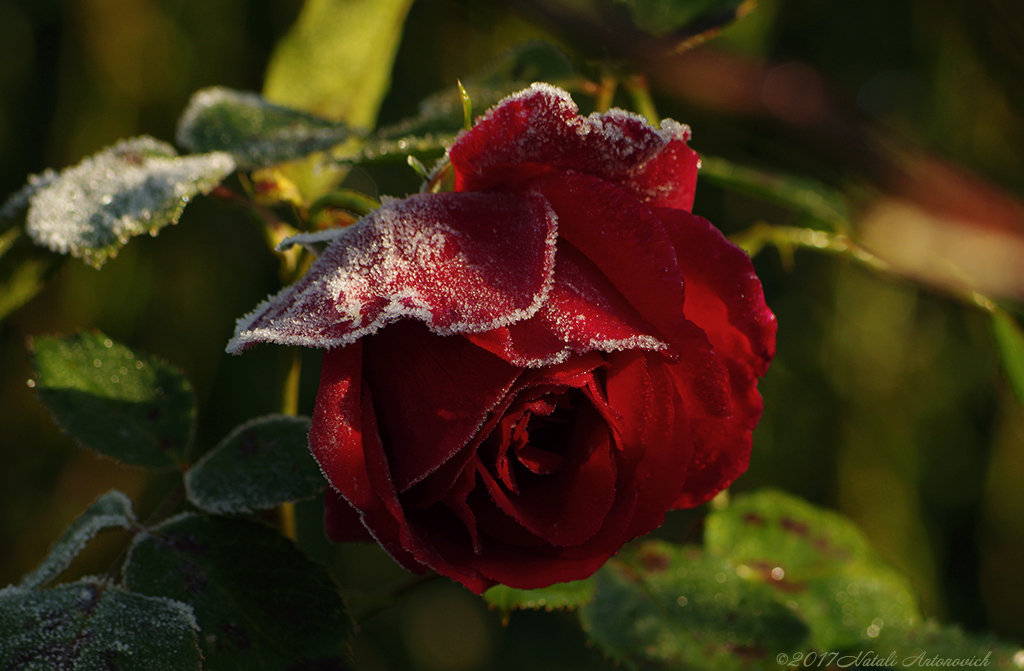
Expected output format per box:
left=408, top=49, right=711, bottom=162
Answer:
left=335, top=132, right=455, bottom=168
left=21, top=137, right=235, bottom=268
left=260, top=0, right=415, bottom=199
left=263, top=0, right=414, bottom=127
left=612, top=0, right=754, bottom=40
left=992, top=309, right=1024, bottom=405
left=705, top=489, right=922, bottom=651
left=20, top=490, right=137, bottom=591
left=123, top=514, right=354, bottom=670
left=579, top=541, right=808, bottom=670
left=0, top=226, right=63, bottom=322
left=176, top=87, right=352, bottom=170
left=484, top=578, right=596, bottom=618
left=700, top=156, right=850, bottom=231
left=0, top=578, right=201, bottom=671
left=0, top=168, right=59, bottom=223
left=873, top=619, right=1024, bottom=666
left=30, top=332, right=196, bottom=468
left=185, top=415, right=325, bottom=514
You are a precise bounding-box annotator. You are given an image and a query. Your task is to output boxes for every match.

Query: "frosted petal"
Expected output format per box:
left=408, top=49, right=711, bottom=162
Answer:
left=24, top=137, right=235, bottom=268
left=466, top=244, right=668, bottom=367
left=176, top=87, right=351, bottom=170
left=449, top=83, right=698, bottom=209
left=229, top=191, right=558, bottom=352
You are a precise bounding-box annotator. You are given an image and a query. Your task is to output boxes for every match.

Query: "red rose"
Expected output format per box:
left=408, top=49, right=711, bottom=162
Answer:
left=229, top=84, right=776, bottom=593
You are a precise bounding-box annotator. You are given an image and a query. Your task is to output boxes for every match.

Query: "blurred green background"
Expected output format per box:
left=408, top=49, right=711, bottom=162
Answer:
left=2, top=0, right=1024, bottom=668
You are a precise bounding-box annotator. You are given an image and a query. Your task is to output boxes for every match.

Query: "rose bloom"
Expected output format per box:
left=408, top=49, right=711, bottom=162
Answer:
left=229, top=84, right=776, bottom=594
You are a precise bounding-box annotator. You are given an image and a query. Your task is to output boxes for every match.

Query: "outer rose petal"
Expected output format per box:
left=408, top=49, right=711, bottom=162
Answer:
left=653, top=208, right=776, bottom=508
left=449, top=83, right=699, bottom=210
left=654, top=208, right=777, bottom=378
left=227, top=191, right=557, bottom=352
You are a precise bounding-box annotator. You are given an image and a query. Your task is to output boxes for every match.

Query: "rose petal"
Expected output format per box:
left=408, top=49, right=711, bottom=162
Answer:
left=311, top=345, right=424, bottom=572
left=362, top=320, right=520, bottom=492
left=322, top=489, right=374, bottom=543
left=536, top=171, right=734, bottom=418
left=651, top=208, right=774, bottom=508
left=655, top=207, right=777, bottom=377
left=227, top=191, right=558, bottom=352
left=465, top=243, right=667, bottom=367
left=450, top=83, right=698, bottom=209
left=478, top=393, right=618, bottom=547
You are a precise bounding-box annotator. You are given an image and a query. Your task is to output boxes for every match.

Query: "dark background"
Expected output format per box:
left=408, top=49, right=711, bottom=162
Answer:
left=2, top=0, right=1023, bottom=667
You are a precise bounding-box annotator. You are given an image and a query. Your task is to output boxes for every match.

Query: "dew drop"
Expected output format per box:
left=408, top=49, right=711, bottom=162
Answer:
left=677, top=596, right=688, bottom=606
left=93, top=359, right=103, bottom=368
left=110, top=375, right=119, bottom=383
left=135, top=361, right=144, bottom=369
left=771, top=567, right=785, bottom=581
left=866, top=624, right=879, bottom=638
left=119, top=367, right=128, bottom=374
left=103, top=339, right=113, bottom=348
left=1012, top=650, right=1024, bottom=668
left=715, top=572, right=727, bottom=584
left=26, top=379, right=36, bottom=388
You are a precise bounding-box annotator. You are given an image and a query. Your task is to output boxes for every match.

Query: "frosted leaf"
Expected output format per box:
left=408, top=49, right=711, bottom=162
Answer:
left=176, top=87, right=351, bottom=170
left=185, top=415, right=325, bottom=514
left=20, top=490, right=137, bottom=591
left=0, top=578, right=201, bottom=671
left=229, top=190, right=558, bottom=353
left=24, top=137, right=235, bottom=268
left=0, top=168, right=58, bottom=222
left=31, top=331, right=197, bottom=468
left=333, top=132, right=454, bottom=168
left=123, top=514, right=354, bottom=670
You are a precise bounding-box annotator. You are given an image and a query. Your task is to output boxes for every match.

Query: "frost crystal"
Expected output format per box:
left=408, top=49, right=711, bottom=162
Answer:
left=24, top=136, right=235, bottom=268
left=19, top=490, right=137, bottom=590
left=228, top=191, right=558, bottom=353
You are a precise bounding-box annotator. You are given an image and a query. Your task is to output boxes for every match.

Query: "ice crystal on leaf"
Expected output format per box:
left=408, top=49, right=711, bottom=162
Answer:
left=23, top=137, right=235, bottom=268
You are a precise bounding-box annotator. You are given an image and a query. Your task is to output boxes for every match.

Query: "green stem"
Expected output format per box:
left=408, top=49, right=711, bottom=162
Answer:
left=595, top=73, right=618, bottom=113
left=624, top=74, right=660, bottom=125
left=735, top=222, right=1006, bottom=317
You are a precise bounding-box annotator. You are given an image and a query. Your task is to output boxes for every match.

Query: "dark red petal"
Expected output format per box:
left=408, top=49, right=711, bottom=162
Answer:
left=618, top=354, right=695, bottom=537
left=449, top=84, right=698, bottom=209
left=362, top=320, right=521, bottom=492
left=672, top=404, right=758, bottom=509
left=465, top=243, right=667, bottom=367
left=309, top=342, right=373, bottom=511
left=228, top=191, right=557, bottom=352
left=654, top=207, right=777, bottom=378
left=652, top=208, right=774, bottom=508
left=536, top=172, right=734, bottom=418
left=310, top=345, right=424, bottom=572
left=478, top=398, right=618, bottom=547
left=323, top=489, right=374, bottom=543
left=358, top=379, right=493, bottom=589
